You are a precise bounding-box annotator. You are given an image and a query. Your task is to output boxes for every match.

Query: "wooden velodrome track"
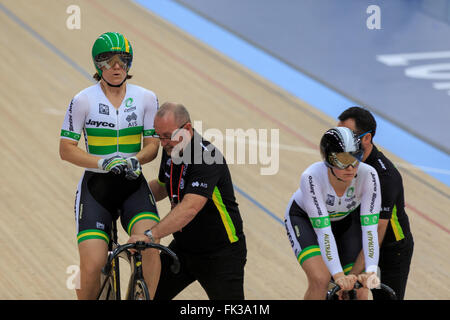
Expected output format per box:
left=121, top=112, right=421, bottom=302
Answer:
left=0, top=0, right=449, bottom=300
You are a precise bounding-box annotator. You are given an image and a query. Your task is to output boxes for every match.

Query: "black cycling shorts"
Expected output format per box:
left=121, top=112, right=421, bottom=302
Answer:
left=154, top=237, right=247, bottom=300
left=74, top=171, right=159, bottom=244
left=285, top=200, right=362, bottom=274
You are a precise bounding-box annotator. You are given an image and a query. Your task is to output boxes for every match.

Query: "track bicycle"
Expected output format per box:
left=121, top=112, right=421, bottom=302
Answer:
left=326, top=280, right=397, bottom=300
left=97, top=220, right=179, bottom=300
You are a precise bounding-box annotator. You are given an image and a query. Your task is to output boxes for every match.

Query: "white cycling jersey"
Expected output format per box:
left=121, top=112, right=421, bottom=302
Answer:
left=60, top=83, right=158, bottom=173
left=286, top=161, right=381, bottom=275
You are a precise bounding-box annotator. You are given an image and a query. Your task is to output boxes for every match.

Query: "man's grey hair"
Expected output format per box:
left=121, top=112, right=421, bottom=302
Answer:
left=156, top=102, right=191, bottom=126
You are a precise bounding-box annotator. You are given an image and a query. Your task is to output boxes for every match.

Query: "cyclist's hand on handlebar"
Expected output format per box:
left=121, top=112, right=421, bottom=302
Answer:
left=334, top=273, right=357, bottom=291
left=357, top=272, right=380, bottom=289
left=127, top=234, right=151, bottom=254
left=125, top=156, right=142, bottom=180
left=337, top=290, right=351, bottom=300
left=98, top=156, right=128, bottom=174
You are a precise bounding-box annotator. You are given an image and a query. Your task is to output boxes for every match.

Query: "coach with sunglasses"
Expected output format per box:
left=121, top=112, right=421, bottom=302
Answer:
left=128, top=102, right=247, bottom=300
left=338, top=106, right=414, bottom=300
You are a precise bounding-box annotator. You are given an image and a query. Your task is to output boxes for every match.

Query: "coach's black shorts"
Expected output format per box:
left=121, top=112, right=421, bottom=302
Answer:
left=74, top=171, right=159, bottom=244
left=372, top=234, right=414, bottom=300
left=154, top=236, right=247, bottom=300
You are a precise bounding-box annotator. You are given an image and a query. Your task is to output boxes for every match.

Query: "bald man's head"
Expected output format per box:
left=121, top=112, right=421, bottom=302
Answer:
left=156, top=102, right=191, bottom=127
left=154, top=102, right=193, bottom=155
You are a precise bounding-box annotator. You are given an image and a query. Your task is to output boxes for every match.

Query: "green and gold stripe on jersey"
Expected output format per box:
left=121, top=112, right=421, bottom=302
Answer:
left=212, top=186, right=239, bottom=243
left=329, top=211, right=351, bottom=219
left=85, top=126, right=143, bottom=155
left=390, top=205, right=405, bottom=241
left=61, top=126, right=154, bottom=155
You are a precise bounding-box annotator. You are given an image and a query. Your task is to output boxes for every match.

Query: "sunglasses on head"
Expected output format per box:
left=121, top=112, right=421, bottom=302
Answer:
left=358, top=130, right=372, bottom=139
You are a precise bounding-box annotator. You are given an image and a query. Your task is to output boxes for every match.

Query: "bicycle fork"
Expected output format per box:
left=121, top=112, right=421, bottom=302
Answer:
left=125, top=253, right=149, bottom=300
left=111, top=255, right=121, bottom=300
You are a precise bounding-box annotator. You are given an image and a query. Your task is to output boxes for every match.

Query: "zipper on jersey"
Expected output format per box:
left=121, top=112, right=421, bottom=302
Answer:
left=116, top=109, right=120, bottom=153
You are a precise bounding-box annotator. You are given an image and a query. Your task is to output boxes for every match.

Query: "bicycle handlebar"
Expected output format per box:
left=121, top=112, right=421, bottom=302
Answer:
left=103, top=241, right=180, bottom=275
left=326, top=281, right=397, bottom=300
left=326, top=281, right=362, bottom=299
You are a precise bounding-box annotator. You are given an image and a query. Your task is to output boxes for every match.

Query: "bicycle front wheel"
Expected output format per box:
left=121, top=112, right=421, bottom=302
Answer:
left=133, top=279, right=150, bottom=300
left=98, top=275, right=117, bottom=300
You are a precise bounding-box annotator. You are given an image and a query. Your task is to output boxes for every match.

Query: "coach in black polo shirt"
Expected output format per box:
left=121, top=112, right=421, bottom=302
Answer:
left=130, top=102, right=246, bottom=300
left=338, top=106, right=414, bottom=300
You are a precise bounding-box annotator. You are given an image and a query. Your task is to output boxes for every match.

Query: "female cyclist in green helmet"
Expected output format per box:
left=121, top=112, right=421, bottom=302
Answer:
left=60, top=32, right=161, bottom=299
left=92, top=31, right=133, bottom=87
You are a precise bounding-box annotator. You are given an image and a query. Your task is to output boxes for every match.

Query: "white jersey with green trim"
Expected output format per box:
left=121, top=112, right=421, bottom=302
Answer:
left=290, top=161, right=381, bottom=276
left=60, top=83, right=158, bottom=173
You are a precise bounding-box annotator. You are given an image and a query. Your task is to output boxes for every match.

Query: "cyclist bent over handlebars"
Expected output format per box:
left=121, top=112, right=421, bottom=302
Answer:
left=284, top=127, right=381, bottom=299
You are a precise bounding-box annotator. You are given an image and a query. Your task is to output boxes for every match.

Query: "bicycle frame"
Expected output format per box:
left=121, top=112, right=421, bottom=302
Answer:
left=124, top=246, right=151, bottom=300
left=97, top=219, right=180, bottom=300
left=97, top=224, right=145, bottom=300
left=98, top=220, right=129, bottom=300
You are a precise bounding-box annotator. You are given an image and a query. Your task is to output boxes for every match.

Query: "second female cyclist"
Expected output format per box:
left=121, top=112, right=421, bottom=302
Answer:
left=284, top=127, right=381, bottom=299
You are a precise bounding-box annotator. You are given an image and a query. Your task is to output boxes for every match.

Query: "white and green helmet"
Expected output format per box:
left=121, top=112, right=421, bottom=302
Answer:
left=92, top=32, right=133, bottom=77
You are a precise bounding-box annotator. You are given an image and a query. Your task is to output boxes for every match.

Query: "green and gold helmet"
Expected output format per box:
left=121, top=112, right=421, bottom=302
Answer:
left=92, top=32, right=133, bottom=77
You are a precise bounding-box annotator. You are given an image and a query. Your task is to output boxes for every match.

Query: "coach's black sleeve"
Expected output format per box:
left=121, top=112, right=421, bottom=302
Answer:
left=183, top=161, right=223, bottom=199
left=378, top=173, right=399, bottom=220
left=158, top=151, right=168, bottom=185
